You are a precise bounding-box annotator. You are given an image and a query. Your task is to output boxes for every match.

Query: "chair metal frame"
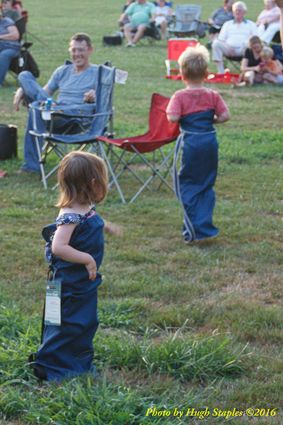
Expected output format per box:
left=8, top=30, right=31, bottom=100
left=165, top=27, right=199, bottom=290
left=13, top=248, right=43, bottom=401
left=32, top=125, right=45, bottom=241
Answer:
left=97, top=93, right=180, bottom=203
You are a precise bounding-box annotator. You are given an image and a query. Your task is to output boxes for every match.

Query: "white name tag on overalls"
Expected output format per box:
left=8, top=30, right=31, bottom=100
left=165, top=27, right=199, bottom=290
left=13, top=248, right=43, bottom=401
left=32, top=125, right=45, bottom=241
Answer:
left=44, top=279, right=62, bottom=326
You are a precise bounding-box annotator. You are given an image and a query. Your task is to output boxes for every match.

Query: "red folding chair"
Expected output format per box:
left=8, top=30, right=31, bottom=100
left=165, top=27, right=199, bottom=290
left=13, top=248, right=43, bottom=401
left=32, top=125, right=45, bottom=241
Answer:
left=165, top=38, right=199, bottom=77
left=97, top=93, right=180, bottom=203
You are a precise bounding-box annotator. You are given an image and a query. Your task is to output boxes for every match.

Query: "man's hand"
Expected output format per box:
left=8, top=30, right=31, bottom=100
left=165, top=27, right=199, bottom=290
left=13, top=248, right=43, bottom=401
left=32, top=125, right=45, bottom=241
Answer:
left=13, top=87, right=24, bottom=111
left=275, top=0, right=283, bottom=9
left=83, top=89, right=96, bottom=103
left=85, top=256, right=97, bottom=280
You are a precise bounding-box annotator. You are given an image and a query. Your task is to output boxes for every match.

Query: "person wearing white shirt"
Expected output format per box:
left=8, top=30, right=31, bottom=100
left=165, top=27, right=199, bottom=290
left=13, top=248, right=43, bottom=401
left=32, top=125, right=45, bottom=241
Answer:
left=275, top=0, right=283, bottom=46
left=257, top=0, right=281, bottom=44
left=212, top=1, right=257, bottom=73
left=153, top=0, right=172, bottom=39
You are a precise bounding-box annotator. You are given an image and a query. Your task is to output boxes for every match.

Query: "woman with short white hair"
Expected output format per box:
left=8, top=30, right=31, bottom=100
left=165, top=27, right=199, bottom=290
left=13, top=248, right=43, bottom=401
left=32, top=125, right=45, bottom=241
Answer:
left=257, top=0, right=281, bottom=44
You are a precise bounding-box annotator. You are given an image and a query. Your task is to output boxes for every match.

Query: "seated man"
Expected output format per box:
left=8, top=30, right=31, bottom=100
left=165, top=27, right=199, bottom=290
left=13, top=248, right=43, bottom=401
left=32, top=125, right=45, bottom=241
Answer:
left=0, top=8, right=20, bottom=87
left=212, top=1, right=257, bottom=74
left=257, top=0, right=281, bottom=45
left=122, top=0, right=156, bottom=47
left=14, top=32, right=98, bottom=174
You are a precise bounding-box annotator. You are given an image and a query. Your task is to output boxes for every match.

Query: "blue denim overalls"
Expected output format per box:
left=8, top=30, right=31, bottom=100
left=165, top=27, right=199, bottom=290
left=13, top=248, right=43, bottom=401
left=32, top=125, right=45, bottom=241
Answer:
left=174, top=109, right=219, bottom=242
left=33, top=208, right=104, bottom=381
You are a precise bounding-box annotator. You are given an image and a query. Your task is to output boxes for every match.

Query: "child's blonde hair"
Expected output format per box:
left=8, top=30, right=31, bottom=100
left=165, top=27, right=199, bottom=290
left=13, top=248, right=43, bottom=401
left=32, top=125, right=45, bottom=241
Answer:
left=260, top=46, right=274, bottom=60
left=56, top=151, right=108, bottom=208
left=178, top=45, right=210, bottom=81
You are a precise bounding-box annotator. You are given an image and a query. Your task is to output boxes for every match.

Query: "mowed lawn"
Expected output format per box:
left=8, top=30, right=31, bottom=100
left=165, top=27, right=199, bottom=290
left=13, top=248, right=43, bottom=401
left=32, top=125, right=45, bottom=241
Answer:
left=0, top=0, right=282, bottom=424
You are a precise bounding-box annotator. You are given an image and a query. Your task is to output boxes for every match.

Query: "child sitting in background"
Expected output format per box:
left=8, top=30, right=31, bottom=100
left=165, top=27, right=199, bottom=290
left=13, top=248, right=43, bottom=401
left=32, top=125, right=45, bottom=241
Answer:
left=166, top=45, right=230, bottom=244
left=260, top=45, right=283, bottom=84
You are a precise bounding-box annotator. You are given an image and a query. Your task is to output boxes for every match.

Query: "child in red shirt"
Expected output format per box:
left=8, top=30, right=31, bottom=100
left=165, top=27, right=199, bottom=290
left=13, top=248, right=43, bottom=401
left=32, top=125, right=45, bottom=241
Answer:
left=167, top=45, right=230, bottom=243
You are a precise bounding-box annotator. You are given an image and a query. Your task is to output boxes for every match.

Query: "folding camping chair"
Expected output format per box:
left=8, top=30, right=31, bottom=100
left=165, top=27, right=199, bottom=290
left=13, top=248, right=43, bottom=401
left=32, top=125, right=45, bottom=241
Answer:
left=29, top=64, right=124, bottom=199
left=168, top=4, right=203, bottom=38
left=9, top=16, right=40, bottom=78
left=165, top=37, right=199, bottom=77
left=97, top=93, right=180, bottom=203
left=224, top=55, right=242, bottom=72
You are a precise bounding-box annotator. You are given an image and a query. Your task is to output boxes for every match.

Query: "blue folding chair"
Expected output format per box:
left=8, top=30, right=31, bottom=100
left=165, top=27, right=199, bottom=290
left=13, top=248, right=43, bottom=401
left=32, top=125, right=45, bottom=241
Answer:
left=29, top=64, right=124, bottom=200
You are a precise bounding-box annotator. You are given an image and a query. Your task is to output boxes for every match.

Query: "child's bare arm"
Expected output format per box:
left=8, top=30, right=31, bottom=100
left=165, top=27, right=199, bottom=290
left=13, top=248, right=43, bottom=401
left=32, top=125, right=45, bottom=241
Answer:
left=104, top=221, right=123, bottom=236
left=52, top=224, right=97, bottom=280
left=214, top=110, right=230, bottom=124
left=167, top=113, right=180, bottom=122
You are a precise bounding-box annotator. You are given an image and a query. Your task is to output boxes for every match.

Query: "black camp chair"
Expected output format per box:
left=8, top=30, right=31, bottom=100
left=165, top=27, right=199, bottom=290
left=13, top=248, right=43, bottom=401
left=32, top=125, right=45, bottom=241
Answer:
left=9, top=16, right=40, bottom=78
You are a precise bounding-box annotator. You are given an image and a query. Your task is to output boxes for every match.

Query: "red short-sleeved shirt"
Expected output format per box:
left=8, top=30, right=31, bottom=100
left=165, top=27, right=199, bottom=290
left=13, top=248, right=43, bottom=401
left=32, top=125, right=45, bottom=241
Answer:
left=166, top=87, right=229, bottom=118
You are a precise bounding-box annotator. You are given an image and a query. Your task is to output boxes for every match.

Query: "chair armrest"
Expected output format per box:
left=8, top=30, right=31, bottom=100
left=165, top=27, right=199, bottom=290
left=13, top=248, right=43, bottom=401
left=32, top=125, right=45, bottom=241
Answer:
left=50, top=110, right=97, bottom=119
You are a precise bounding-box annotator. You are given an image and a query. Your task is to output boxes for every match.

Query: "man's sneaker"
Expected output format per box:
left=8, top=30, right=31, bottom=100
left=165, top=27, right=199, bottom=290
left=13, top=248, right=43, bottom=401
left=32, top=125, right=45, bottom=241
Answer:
left=126, top=42, right=136, bottom=47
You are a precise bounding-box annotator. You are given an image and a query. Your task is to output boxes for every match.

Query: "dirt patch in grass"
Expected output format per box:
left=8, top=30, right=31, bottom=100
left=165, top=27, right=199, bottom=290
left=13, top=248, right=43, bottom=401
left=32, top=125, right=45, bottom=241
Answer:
left=206, top=271, right=282, bottom=305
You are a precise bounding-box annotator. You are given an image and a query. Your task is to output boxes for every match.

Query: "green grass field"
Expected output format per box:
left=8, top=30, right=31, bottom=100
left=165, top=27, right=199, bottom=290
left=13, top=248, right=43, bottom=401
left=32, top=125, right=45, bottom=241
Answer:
left=0, top=0, right=282, bottom=424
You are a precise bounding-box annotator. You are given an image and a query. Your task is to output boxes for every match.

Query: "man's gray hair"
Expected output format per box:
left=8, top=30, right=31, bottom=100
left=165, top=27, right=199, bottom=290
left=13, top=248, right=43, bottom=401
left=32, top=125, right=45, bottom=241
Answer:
left=232, top=1, right=247, bottom=12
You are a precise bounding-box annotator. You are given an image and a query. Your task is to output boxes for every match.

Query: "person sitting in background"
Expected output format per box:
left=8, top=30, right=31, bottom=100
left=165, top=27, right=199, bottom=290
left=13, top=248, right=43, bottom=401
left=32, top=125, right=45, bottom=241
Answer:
left=239, top=35, right=263, bottom=85
left=13, top=33, right=98, bottom=174
left=260, top=45, right=283, bottom=83
left=212, top=1, right=257, bottom=74
left=257, top=0, right=280, bottom=44
left=1, top=0, right=21, bottom=21
left=153, top=0, right=172, bottom=39
left=12, top=0, right=23, bottom=14
left=122, top=0, right=156, bottom=47
left=207, top=0, right=234, bottom=44
left=275, top=0, right=283, bottom=47
left=118, top=0, right=134, bottom=31
left=0, top=8, right=20, bottom=87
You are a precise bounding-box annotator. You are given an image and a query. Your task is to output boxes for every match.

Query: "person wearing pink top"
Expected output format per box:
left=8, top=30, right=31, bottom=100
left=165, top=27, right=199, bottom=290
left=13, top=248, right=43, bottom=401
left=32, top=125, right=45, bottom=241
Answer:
left=166, top=45, right=230, bottom=244
left=275, top=0, right=283, bottom=46
left=257, top=0, right=281, bottom=44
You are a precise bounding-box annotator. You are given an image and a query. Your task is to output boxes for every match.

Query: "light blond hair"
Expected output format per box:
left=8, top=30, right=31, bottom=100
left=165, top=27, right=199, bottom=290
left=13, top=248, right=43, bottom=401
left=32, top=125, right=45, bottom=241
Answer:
left=260, top=46, right=274, bottom=60
left=56, top=151, right=108, bottom=208
left=178, top=45, right=210, bottom=81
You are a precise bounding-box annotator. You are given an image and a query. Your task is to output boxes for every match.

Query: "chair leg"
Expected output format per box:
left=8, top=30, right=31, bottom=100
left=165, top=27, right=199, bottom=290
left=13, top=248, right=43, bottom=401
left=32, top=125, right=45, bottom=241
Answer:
left=34, top=135, right=47, bottom=189
left=97, top=142, right=126, bottom=203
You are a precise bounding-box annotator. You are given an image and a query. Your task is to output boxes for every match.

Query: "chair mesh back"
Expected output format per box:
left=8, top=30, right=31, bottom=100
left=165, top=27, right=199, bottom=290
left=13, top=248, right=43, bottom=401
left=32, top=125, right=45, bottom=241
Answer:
left=174, top=5, right=201, bottom=32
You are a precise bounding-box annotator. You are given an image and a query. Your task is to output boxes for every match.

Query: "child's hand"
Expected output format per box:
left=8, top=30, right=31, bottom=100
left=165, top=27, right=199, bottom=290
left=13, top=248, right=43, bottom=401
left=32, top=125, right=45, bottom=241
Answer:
left=85, top=256, right=97, bottom=280
left=105, top=221, right=123, bottom=236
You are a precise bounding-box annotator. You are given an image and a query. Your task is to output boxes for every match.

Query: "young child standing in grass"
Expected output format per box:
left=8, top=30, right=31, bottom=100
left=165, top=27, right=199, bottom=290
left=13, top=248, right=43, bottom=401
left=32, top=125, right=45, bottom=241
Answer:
left=166, top=45, right=230, bottom=244
left=29, top=151, right=121, bottom=381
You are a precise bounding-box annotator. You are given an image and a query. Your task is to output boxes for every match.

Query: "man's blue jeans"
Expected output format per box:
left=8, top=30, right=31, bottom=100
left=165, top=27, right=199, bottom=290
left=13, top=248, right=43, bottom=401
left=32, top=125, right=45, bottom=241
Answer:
left=19, top=71, right=49, bottom=172
left=0, top=48, right=20, bottom=86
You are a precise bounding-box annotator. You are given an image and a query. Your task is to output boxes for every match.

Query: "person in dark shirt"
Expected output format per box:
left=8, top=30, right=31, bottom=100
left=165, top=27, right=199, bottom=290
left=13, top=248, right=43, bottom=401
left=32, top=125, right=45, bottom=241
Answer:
left=207, top=0, right=235, bottom=43
left=239, top=35, right=263, bottom=86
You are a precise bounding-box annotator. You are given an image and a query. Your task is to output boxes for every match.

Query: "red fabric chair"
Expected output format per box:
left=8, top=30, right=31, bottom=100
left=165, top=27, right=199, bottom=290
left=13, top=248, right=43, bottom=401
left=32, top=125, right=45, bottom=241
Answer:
left=97, top=93, right=180, bottom=203
left=165, top=38, right=199, bottom=76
